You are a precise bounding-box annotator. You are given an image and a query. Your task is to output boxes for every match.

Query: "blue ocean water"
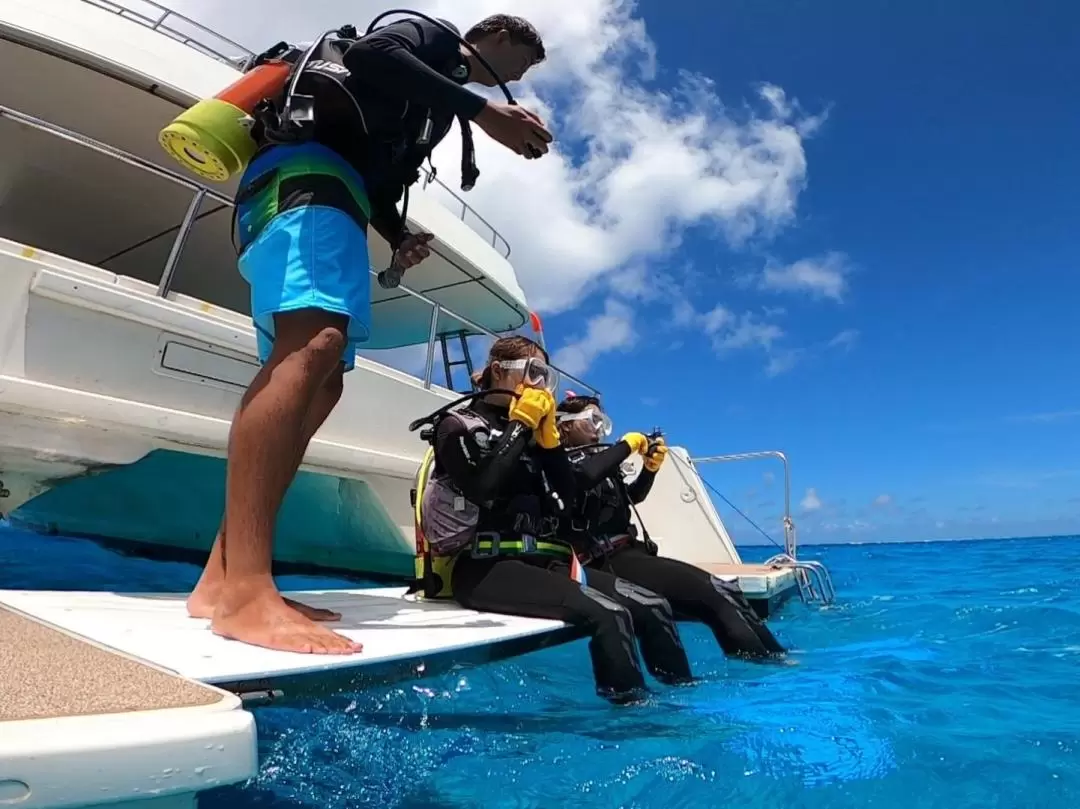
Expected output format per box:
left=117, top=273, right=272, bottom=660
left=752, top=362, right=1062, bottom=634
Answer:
left=3, top=525, right=1079, bottom=808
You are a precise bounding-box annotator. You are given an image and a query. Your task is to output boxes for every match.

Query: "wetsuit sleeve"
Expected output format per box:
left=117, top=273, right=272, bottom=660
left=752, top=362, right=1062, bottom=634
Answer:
left=536, top=447, right=578, bottom=515
left=626, top=469, right=657, bottom=504
left=368, top=201, right=406, bottom=250
left=342, top=20, right=488, bottom=121
left=434, top=413, right=530, bottom=503
left=571, top=443, right=633, bottom=490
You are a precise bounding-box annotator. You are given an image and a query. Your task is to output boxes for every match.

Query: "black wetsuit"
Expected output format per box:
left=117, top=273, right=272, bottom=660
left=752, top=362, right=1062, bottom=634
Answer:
left=429, top=399, right=693, bottom=702
left=564, top=441, right=788, bottom=661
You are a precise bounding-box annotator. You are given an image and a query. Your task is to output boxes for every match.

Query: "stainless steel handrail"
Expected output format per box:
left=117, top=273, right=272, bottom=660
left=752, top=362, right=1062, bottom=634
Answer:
left=421, top=170, right=512, bottom=259
left=76, top=0, right=516, bottom=259
left=78, top=0, right=254, bottom=68
left=0, top=106, right=235, bottom=207
left=688, top=451, right=795, bottom=557
left=683, top=449, right=837, bottom=604
left=0, top=103, right=600, bottom=398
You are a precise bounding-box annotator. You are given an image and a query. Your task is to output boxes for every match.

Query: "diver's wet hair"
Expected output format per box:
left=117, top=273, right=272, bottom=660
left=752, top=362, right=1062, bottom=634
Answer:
left=472, top=335, right=549, bottom=390
left=465, top=14, right=546, bottom=64
left=557, top=394, right=602, bottom=414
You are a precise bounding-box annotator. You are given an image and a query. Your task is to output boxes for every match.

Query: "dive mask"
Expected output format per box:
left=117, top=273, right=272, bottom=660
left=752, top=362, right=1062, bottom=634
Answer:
left=556, top=408, right=613, bottom=438
left=495, top=357, right=559, bottom=393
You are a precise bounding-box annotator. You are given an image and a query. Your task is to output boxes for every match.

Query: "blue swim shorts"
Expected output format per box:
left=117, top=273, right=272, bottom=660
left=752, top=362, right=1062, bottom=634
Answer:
left=235, top=141, right=372, bottom=371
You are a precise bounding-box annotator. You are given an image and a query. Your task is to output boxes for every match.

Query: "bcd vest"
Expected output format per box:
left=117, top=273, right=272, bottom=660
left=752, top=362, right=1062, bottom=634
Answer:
left=251, top=27, right=479, bottom=201
left=565, top=444, right=634, bottom=542
left=410, top=407, right=565, bottom=599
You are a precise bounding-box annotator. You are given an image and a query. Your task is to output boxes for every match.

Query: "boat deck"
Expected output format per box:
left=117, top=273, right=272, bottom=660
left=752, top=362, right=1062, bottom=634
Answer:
left=0, top=604, right=224, bottom=722
left=699, top=562, right=799, bottom=616
left=0, top=587, right=581, bottom=700
left=0, top=605, right=257, bottom=809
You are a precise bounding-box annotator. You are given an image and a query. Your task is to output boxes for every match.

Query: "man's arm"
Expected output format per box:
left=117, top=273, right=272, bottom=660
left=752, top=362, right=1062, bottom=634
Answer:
left=368, top=194, right=406, bottom=249
left=343, top=19, right=488, bottom=121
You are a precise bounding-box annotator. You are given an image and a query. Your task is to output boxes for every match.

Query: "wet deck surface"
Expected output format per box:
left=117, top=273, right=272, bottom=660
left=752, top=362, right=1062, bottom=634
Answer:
left=0, top=604, right=223, bottom=723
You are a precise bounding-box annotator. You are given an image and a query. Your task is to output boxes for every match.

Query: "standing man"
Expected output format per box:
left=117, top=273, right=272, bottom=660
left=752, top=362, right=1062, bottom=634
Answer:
left=186, top=14, right=552, bottom=655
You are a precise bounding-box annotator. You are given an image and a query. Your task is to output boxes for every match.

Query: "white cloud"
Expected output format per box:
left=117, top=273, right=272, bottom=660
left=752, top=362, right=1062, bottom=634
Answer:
left=800, top=487, right=822, bottom=512
left=168, top=0, right=821, bottom=325
left=672, top=299, right=807, bottom=376
left=551, top=298, right=635, bottom=377
left=764, top=348, right=802, bottom=377
left=828, top=328, right=860, bottom=351
left=872, top=493, right=892, bottom=508
left=759, top=251, right=851, bottom=302
left=762, top=471, right=776, bottom=485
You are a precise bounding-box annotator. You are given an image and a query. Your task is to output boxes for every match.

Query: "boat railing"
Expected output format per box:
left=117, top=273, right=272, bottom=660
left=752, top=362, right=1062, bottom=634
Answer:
left=686, top=450, right=836, bottom=605
left=0, top=103, right=599, bottom=398
left=75, top=0, right=516, bottom=260
left=78, top=0, right=254, bottom=67
left=420, top=170, right=512, bottom=259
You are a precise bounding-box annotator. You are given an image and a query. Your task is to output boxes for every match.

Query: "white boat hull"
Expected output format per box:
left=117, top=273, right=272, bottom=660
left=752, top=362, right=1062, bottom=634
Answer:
left=0, top=240, right=461, bottom=576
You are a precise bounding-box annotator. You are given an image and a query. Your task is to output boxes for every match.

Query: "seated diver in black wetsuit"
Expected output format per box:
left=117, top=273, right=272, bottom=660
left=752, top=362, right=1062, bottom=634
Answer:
left=412, top=335, right=693, bottom=704
left=554, top=393, right=788, bottom=662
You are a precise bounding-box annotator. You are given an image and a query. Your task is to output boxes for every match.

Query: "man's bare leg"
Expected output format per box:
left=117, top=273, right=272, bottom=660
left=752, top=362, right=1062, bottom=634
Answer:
left=187, top=366, right=346, bottom=621
left=210, top=309, right=361, bottom=654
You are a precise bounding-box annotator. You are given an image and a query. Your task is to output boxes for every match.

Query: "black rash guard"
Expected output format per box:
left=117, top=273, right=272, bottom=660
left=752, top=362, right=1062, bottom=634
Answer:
left=339, top=18, right=489, bottom=243
left=343, top=19, right=487, bottom=124
left=433, top=398, right=577, bottom=524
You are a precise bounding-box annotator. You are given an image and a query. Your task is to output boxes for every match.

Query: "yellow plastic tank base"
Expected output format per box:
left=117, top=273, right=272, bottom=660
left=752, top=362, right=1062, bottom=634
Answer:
left=158, top=98, right=257, bottom=183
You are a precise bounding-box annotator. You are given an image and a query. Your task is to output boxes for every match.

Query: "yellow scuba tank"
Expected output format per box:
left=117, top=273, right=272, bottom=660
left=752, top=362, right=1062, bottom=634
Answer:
left=411, top=445, right=458, bottom=600
left=159, top=57, right=294, bottom=183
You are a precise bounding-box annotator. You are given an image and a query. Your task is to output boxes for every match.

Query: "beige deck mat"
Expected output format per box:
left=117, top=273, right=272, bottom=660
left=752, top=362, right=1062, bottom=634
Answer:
left=0, top=604, right=224, bottom=723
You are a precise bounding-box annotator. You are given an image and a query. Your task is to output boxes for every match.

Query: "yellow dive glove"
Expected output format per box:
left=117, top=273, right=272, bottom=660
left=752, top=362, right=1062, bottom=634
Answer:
left=508, top=386, right=555, bottom=430
left=620, top=432, right=649, bottom=455
left=644, top=437, right=668, bottom=472
left=535, top=410, right=561, bottom=449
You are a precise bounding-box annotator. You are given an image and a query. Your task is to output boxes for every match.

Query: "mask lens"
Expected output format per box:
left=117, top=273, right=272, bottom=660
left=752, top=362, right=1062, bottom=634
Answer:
left=592, top=411, right=613, bottom=437
left=525, top=358, right=558, bottom=392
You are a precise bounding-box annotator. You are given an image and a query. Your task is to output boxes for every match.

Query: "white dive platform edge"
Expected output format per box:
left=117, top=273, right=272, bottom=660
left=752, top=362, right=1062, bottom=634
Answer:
left=0, top=587, right=580, bottom=698
left=0, top=586, right=578, bottom=809
left=0, top=598, right=257, bottom=809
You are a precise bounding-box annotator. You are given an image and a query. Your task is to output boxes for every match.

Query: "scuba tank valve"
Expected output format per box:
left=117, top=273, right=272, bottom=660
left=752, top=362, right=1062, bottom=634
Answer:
left=158, top=48, right=294, bottom=182
left=157, top=28, right=347, bottom=182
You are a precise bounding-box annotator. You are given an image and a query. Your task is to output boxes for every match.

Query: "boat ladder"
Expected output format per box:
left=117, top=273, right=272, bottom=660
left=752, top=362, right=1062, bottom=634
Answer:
left=764, top=552, right=836, bottom=605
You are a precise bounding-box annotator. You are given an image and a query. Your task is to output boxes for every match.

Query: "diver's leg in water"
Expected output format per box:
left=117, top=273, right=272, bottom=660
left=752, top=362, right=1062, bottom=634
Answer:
left=602, top=546, right=786, bottom=659
left=452, top=556, right=648, bottom=703
left=560, top=564, right=694, bottom=685
left=187, top=366, right=346, bottom=622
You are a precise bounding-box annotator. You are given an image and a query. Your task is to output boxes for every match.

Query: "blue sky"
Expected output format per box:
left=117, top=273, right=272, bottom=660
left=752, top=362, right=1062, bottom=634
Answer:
left=534, top=0, right=1080, bottom=544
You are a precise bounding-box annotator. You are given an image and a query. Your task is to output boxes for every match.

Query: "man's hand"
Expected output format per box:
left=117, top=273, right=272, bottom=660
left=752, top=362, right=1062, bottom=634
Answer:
left=393, top=232, right=434, bottom=270
left=474, top=102, right=552, bottom=159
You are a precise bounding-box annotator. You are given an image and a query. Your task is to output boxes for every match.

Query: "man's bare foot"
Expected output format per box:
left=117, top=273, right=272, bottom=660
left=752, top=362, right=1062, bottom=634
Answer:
left=187, top=583, right=341, bottom=622
left=212, top=587, right=361, bottom=655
